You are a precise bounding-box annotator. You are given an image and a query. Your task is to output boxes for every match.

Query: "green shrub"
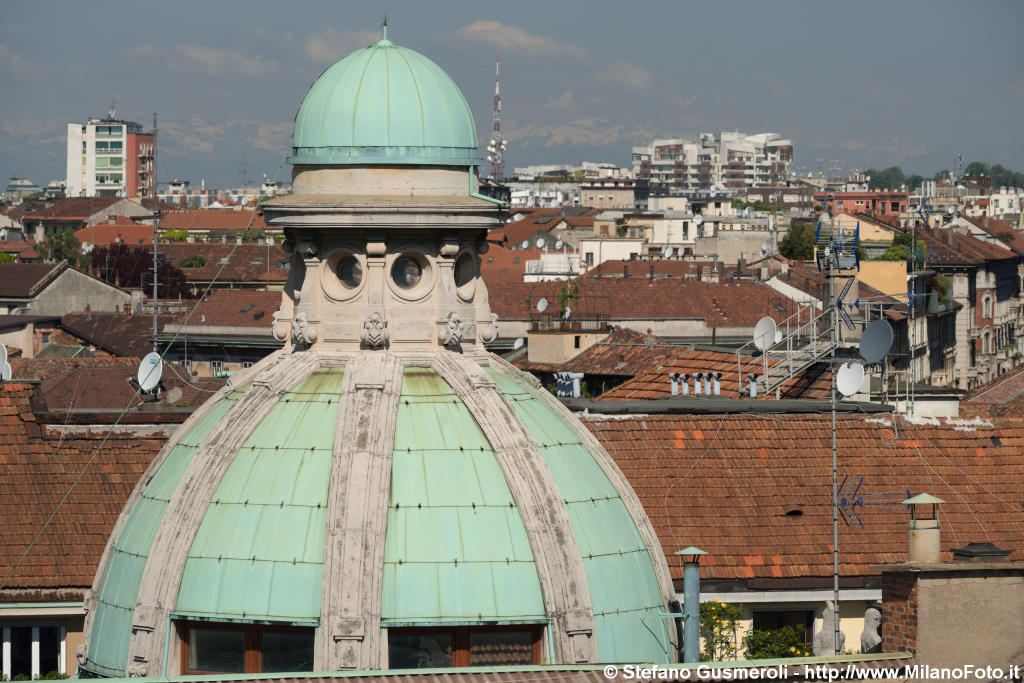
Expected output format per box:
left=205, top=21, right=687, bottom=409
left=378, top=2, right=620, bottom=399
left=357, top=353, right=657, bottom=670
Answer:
left=693, top=599, right=743, bottom=661
left=742, top=625, right=809, bottom=659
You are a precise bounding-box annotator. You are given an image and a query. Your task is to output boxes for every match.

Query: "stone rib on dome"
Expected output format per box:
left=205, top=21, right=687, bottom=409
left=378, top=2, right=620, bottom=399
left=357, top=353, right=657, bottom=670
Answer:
left=289, top=39, right=479, bottom=167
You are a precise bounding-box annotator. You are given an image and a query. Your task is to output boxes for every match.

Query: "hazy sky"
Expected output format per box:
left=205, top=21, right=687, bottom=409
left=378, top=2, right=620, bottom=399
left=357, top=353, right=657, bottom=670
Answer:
left=2, top=1, right=1022, bottom=189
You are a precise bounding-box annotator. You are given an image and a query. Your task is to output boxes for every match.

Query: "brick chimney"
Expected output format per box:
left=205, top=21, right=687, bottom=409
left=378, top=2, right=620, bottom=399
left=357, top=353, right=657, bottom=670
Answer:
left=872, top=496, right=1024, bottom=666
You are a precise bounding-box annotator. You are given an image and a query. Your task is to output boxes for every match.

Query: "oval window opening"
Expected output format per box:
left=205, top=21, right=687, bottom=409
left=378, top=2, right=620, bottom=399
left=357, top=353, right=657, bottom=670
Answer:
left=336, top=256, right=362, bottom=288
left=392, top=256, right=423, bottom=290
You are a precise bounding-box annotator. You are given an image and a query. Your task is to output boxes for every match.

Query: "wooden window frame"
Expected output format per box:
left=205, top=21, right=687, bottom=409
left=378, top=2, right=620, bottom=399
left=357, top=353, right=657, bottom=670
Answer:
left=387, top=625, right=543, bottom=668
left=179, top=621, right=314, bottom=675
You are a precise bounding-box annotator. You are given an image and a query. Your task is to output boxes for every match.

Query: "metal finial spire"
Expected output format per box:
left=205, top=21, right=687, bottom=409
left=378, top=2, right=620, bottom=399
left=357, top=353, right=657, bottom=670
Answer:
left=381, top=15, right=388, bottom=41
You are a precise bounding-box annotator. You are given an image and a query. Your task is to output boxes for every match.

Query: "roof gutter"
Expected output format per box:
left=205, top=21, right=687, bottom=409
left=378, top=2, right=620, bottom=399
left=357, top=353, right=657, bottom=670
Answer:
left=565, top=396, right=894, bottom=415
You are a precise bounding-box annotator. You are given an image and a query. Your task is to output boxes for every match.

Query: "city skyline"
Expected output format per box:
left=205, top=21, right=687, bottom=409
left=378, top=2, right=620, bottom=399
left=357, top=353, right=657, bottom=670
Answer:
left=2, top=0, right=1022, bottom=189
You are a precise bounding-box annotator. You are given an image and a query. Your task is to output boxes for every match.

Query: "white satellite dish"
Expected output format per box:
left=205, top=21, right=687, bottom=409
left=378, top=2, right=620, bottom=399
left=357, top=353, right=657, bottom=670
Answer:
left=555, top=239, right=563, bottom=249
left=137, top=352, right=163, bottom=392
left=521, top=240, right=529, bottom=249
left=513, top=337, right=524, bottom=350
left=536, top=237, right=545, bottom=249
left=836, top=361, right=865, bottom=397
left=1, top=363, right=11, bottom=381
left=536, top=298, right=549, bottom=313
left=0, top=344, right=6, bottom=369
left=563, top=306, right=571, bottom=319
left=661, top=245, right=670, bottom=257
left=81, top=241, right=93, bottom=254
left=693, top=214, right=704, bottom=226
left=752, top=316, right=777, bottom=351
left=859, top=318, right=894, bottom=364
left=946, top=205, right=955, bottom=215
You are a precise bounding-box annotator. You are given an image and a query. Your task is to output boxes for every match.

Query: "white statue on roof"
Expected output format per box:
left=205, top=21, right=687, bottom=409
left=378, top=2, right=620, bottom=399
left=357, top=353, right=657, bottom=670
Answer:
left=812, top=600, right=846, bottom=655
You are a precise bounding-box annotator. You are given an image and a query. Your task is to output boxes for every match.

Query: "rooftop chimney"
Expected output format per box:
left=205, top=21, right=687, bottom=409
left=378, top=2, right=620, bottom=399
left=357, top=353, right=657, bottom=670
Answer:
left=669, top=373, right=679, bottom=396
left=904, top=493, right=944, bottom=563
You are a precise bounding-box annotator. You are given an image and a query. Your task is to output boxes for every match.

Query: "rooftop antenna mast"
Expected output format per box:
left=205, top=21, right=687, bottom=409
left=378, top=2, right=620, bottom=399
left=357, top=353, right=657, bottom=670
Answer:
left=814, top=212, right=859, bottom=656
left=487, top=52, right=507, bottom=181
left=152, top=113, right=159, bottom=353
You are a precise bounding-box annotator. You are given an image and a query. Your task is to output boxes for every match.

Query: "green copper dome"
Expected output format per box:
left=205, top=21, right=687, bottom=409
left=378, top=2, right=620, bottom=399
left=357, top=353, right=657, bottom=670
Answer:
left=288, top=38, right=480, bottom=167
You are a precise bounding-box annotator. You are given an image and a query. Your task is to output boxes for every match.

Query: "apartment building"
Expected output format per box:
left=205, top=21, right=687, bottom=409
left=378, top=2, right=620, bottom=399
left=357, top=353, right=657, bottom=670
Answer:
left=65, top=115, right=154, bottom=198
left=632, top=132, right=793, bottom=192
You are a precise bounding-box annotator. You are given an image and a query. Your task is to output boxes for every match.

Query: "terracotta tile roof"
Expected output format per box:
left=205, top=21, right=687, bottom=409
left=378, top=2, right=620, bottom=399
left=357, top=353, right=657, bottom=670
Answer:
left=488, top=208, right=600, bottom=247
left=487, top=275, right=801, bottom=330
left=23, top=197, right=121, bottom=220
left=917, top=227, right=1016, bottom=266
left=179, top=288, right=282, bottom=328
left=963, top=363, right=1024, bottom=413
left=0, top=241, right=40, bottom=261
left=158, top=242, right=290, bottom=285
left=7, top=356, right=139, bottom=381
left=512, top=327, right=679, bottom=376
left=963, top=216, right=1024, bottom=256
left=158, top=208, right=268, bottom=232
left=74, top=217, right=153, bottom=246
left=585, top=413, right=1024, bottom=582
left=0, top=381, right=167, bottom=590
left=588, top=259, right=740, bottom=280
left=33, top=363, right=223, bottom=413
left=595, top=349, right=831, bottom=400
left=60, top=312, right=182, bottom=356
left=0, top=263, right=60, bottom=297
left=480, top=245, right=543, bottom=279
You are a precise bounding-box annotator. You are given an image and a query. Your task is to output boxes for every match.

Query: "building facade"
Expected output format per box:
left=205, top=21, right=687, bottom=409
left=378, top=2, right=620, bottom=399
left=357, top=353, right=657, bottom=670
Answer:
left=632, top=132, right=793, bottom=193
left=65, top=117, right=154, bottom=198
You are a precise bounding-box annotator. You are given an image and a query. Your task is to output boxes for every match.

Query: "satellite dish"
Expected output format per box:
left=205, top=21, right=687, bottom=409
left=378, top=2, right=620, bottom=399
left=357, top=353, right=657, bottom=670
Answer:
left=137, top=352, right=163, bottom=392
left=1, top=363, right=10, bottom=381
left=946, top=206, right=955, bottom=215
left=536, top=298, right=549, bottom=313
left=859, top=319, right=894, bottom=364
left=555, top=239, right=563, bottom=249
left=563, top=306, right=571, bottom=319
left=513, top=337, right=524, bottom=350
left=752, top=316, right=777, bottom=351
left=661, top=245, right=670, bottom=257
left=836, top=361, right=865, bottom=397
left=693, top=214, right=704, bottom=226
left=521, top=240, right=529, bottom=249
left=0, top=344, right=6, bottom=369
left=536, top=237, right=545, bottom=248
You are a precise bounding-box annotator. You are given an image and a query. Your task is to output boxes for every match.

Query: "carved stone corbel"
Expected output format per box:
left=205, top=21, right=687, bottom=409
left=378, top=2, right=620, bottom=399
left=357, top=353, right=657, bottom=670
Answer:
left=291, top=312, right=318, bottom=346
left=438, top=311, right=465, bottom=347
left=361, top=312, right=389, bottom=348
left=479, top=312, right=500, bottom=343
left=271, top=310, right=290, bottom=342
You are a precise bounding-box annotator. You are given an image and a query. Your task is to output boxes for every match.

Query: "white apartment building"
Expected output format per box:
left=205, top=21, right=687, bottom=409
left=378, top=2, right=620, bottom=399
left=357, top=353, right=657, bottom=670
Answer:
left=65, top=116, right=153, bottom=198
left=632, top=132, right=793, bottom=192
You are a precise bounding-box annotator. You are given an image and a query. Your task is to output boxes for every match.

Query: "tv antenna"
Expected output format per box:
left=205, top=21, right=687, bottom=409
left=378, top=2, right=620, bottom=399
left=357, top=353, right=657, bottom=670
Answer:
left=837, top=474, right=911, bottom=528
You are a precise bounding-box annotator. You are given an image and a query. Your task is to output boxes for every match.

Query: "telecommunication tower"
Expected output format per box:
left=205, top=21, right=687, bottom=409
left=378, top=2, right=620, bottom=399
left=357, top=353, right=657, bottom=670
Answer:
left=487, top=52, right=507, bottom=180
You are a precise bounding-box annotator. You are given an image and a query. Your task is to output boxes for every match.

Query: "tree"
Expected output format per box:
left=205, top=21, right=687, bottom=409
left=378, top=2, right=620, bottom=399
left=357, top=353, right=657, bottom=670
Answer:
left=163, top=229, right=190, bottom=242
left=90, top=242, right=192, bottom=299
left=778, top=223, right=816, bottom=260
left=0, top=252, right=14, bottom=264
left=865, top=166, right=905, bottom=190
left=39, top=229, right=80, bottom=265
left=180, top=253, right=206, bottom=269
left=876, top=231, right=911, bottom=261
